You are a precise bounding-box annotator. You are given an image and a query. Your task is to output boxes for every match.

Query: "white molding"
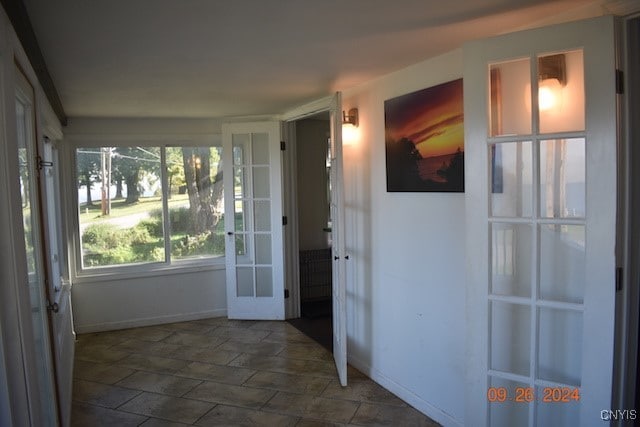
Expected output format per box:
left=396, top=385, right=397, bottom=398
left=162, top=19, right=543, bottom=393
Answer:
left=281, top=96, right=333, bottom=122
left=73, top=309, right=227, bottom=334
left=348, top=355, right=464, bottom=427
left=63, top=133, right=221, bottom=145
left=603, top=0, right=640, bottom=16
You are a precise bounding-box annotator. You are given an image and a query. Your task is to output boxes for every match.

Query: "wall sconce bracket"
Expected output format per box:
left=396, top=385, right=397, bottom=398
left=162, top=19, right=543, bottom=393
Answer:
left=538, top=54, right=566, bottom=86
left=342, top=108, right=358, bottom=127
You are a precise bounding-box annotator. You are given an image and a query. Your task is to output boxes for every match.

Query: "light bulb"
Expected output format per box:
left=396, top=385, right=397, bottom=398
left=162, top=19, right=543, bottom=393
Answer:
left=538, top=79, right=562, bottom=111
left=342, top=124, right=359, bottom=145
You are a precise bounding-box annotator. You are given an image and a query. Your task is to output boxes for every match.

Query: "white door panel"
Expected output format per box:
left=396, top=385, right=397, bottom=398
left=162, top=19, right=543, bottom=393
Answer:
left=464, top=16, right=617, bottom=427
left=330, top=93, right=348, bottom=387
left=223, top=122, right=285, bottom=320
left=15, top=66, right=60, bottom=425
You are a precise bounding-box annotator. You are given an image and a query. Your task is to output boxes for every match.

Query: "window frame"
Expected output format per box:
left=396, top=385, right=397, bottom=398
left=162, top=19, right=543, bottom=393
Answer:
left=68, top=135, right=226, bottom=282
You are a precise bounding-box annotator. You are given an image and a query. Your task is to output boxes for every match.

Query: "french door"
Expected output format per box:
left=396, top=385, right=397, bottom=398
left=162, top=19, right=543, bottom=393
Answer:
left=330, top=93, right=348, bottom=386
left=15, top=67, right=60, bottom=425
left=222, top=122, right=285, bottom=319
left=464, top=16, right=618, bottom=426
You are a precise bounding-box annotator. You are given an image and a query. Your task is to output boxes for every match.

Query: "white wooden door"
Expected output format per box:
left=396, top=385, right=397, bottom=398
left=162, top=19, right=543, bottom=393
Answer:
left=41, top=138, right=75, bottom=427
left=223, top=122, right=285, bottom=320
left=15, top=67, right=60, bottom=425
left=464, top=16, right=617, bottom=427
left=330, top=93, right=348, bottom=386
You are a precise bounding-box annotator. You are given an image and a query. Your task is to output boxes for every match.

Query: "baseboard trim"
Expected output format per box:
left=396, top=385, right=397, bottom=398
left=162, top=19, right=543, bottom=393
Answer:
left=74, top=309, right=227, bottom=334
left=348, top=355, right=463, bottom=427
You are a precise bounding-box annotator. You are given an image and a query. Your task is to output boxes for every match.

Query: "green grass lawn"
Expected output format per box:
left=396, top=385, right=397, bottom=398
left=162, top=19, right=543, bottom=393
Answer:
left=79, top=194, right=190, bottom=224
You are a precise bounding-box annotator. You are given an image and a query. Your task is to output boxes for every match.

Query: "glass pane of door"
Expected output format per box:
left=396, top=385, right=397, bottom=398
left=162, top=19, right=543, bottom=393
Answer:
left=485, top=42, right=604, bottom=426
left=16, top=72, right=58, bottom=424
left=231, top=132, right=273, bottom=299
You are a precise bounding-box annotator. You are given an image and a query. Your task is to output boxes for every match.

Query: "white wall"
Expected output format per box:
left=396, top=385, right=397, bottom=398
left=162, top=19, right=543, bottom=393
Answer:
left=343, top=49, right=466, bottom=426
left=72, top=269, right=227, bottom=333
left=64, top=118, right=228, bottom=333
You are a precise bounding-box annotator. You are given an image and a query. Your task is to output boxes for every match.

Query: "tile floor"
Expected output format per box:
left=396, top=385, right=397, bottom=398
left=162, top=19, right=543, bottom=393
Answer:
left=72, top=317, right=440, bottom=426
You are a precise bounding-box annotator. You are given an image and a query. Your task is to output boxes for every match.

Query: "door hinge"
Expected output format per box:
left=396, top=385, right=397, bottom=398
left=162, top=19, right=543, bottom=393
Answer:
left=284, top=289, right=290, bottom=299
left=282, top=216, right=288, bottom=226
left=280, top=141, right=286, bottom=151
left=37, top=155, right=53, bottom=170
left=616, top=69, right=624, bottom=95
left=46, top=300, right=59, bottom=313
left=616, top=267, right=623, bottom=292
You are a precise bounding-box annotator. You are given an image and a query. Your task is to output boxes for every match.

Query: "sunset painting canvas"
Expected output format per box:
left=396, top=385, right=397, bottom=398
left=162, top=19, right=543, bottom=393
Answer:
left=384, top=78, right=464, bottom=192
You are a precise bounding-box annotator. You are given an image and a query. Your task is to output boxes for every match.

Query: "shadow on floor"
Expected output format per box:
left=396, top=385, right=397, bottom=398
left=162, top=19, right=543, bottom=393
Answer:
left=287, top=299, right=332, bottom=351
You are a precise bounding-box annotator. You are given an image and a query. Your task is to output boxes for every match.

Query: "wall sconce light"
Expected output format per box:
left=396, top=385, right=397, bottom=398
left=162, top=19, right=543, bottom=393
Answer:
left=342, top=108, right=358, bottom=127
left=538, top=54, right=566, bottom=111
left=342, top=108, right=359, bottom=145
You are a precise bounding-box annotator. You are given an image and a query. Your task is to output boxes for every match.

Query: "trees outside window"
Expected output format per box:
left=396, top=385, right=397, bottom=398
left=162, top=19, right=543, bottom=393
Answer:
left=76, top=145, right=224, bottom=269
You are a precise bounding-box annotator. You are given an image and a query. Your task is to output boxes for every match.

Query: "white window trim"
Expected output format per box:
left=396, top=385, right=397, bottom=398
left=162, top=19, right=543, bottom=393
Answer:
left=66, top=135, right=227, bottom=281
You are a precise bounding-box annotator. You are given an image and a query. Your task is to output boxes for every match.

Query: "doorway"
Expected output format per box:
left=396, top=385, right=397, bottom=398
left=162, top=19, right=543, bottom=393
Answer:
left=287, top=113, right=334, bottom=350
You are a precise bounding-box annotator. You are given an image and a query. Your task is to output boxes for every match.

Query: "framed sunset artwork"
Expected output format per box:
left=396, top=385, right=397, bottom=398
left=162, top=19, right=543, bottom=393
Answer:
left=384, top=78, right=464, bottom=192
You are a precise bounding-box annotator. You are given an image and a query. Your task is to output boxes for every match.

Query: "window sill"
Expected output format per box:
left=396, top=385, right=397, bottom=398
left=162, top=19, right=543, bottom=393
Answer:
left=72, top=259, right=225, bottom=284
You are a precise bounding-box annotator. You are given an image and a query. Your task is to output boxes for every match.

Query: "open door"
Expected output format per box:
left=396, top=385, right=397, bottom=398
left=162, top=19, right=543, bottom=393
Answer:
left=222, top=121, right=285, bottom=320
left=15, top=66, right=61, bottom=425
left=330, top=93, right=348, bottom=386
left=464, top=16, right=618, bottom=426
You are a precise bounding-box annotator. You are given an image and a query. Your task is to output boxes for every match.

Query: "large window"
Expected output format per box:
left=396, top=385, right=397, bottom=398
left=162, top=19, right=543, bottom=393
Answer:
left=76, top=145, right=224, bottom=269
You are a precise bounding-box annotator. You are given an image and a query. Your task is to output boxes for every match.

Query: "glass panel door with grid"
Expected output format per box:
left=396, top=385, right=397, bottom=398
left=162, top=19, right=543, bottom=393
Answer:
left=15, top=67, right=60, bottom=425
left=465, top=16, right=618, bottom=427
left=223, top=122, right=284, bottom=320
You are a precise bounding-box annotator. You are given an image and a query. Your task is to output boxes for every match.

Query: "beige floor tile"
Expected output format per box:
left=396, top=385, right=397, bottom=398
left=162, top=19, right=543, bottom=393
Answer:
left=263, top=330, right=316, bottom=344
left=72, top=319, right=442, bottom=427
left=263, top=392, right=359, bottom=424
left=244, top=371, right=331, bottom=395
left=203, top=318, right=258, bottom=329
left=114, top=326, right=174, bottom=342
left=185, top=381, right=275, bottom=409
left=207, top=326, right=270, bottom=343
left=170, top=345, right=240, bottom=365
left=112, top=339, right=183, bottom=357
left=140, top=418, right=190, bottom=427
left=155, top=321, right=217, bottom=334
left=116, top=371, right=202, bottom=397
left=248, top=320, right=299, bottom=333
left=71, top=401, right=147, bottom=427
left=277, top=342, right=334, bottom=361
left=230, top=354, right=337, bottom=378
left=118, top=392, right=214, bottom=424
left=177, top=361, right=255, bottom=385
left=195, top=404, right=299, bottom=427
left=72, top=379, right=140, bottom=408
left=295, top=419, right=351, bottom=427
left=162, top=331, right=228, bottom=348
left=217, top=340, right=284, bottom=356
left=350, top=402, right=440, bottom=426
left=74, top=343, right=130, bottom=364
left=76, top=333, right=128, bottom=347
left=73, top=360, right=134, bottom=385
left=321, top=378, right=407, bottom=406
left=116, top=354, right=189, bottom=375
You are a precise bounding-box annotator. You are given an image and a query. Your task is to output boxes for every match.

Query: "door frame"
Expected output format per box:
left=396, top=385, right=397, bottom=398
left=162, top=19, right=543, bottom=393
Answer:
left=281, top=95, right=334, bottom=319
left=613, top=12, right=640, bottom=415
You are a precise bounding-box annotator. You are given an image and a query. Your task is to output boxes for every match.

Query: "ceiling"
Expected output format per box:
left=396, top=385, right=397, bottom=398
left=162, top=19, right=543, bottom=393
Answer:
left=22, top=0, right=603, bottom=119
